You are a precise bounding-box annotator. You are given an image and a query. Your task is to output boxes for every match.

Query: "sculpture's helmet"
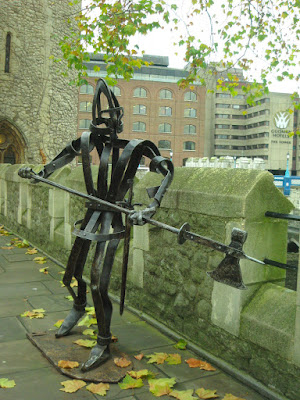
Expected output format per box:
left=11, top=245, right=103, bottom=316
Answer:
left=89, top=78, right=124, bottom=141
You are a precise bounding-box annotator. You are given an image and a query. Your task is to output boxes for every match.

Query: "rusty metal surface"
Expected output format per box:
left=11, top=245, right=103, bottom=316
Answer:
left=27, top=328, right=132, bottom=383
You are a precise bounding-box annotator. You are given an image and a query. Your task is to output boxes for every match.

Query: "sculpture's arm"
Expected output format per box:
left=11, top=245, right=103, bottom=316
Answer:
left=129, top=155, right=174, bottom=225
left=18, top=138, right=81, bottom=181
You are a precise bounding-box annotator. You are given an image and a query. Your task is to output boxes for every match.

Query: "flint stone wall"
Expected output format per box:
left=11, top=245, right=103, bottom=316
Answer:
left=0, top=164, right=299, bottom=399
left=0, top=0, right=80, bottom=163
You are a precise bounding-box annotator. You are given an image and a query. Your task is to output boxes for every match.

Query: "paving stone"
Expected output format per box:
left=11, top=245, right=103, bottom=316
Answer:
left=0, top=282, right=52, bottom=299
left=0, top=297, right=31, bottom=318
left=139, top=345, right=220, bottom=383
left=111, top=309, right=141, bottom=326
left=0, top=339, right=49, bottom=374
left=112, top=321, right=174, bottom=354
left=0, top=367, right=96, bottom=400
left=0, top=316, right=27, bottom=342
left=42, top=280, right=69, bottom=295
left=27, top=294, right=72, bottom=312
left=0, top=264, right=52, bottom=284
left=2, top=253, right=37, bottom=262
left=18, top=310, right=68, bottom=334
left=176, top=371, right=267, bottom=400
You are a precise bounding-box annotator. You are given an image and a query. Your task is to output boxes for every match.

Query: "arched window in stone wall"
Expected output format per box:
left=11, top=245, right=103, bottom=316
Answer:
left=5, top=32, right=11, bottom=73
left=0, top=120, right=26, bottom=164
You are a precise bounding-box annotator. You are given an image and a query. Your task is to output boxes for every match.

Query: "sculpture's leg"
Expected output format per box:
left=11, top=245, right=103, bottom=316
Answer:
left=56, top=238, right=91, bottom=337
left=81, top=213, right=122, bottom=372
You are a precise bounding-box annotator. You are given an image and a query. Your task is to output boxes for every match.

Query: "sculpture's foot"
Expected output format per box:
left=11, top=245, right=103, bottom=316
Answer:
left=81, top=344, right=110, bottom=372
left=55, top=306, right=85, bottom=338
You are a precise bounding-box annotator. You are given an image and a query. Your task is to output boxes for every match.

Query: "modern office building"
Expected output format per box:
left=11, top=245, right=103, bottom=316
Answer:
left=78, top=56, right=298, bottom=172
left=78, top=54, right=206, bottom=167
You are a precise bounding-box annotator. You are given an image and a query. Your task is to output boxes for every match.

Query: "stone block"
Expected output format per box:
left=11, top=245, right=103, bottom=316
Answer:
left=130, top=248, right=144, bottom=288
left=240, top=283, right=296, bottom=359
left=133, top=224, right=149, bottom=250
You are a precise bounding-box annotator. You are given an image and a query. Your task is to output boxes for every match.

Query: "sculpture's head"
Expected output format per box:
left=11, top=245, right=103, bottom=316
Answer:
left=89, top=78, right=124, bottom=141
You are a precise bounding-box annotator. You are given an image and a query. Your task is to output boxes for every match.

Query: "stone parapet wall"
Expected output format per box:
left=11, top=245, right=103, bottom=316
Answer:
left=0, top=164, right=299, bottom=399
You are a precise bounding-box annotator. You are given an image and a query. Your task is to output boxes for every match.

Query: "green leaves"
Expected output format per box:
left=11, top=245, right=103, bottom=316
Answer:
left=0, top=378, right=16, bottom=388
left=119, top=374, right=144, bottom=389
left=148, top=377, right=176, bottom=397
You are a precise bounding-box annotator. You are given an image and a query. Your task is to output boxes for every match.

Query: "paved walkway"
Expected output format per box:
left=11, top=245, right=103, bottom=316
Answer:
left=0, top=233, right=268, bottom=400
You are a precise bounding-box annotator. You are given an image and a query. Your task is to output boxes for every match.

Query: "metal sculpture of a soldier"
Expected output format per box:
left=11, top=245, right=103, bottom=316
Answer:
left=19, top=78, right=174, bottom=372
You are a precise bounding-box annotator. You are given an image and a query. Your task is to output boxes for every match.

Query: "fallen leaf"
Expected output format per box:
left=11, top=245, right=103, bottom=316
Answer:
left=119, top=374, right=144, bottom=390
left=39, top=267, right=49, bottom=274
left=58, top=360, right=79, bottom=369
left=0, top=378, right=16, bottom=388
left=134, top=353, right=144, bottom=360
left=54, top=319, right=64, bottom=328
left=170, top=389, right=197, bottom=400
left=174, top=339, right=187, bottom=350
left=114, top=357, right=132, bottom=368
left=86, top=382, right=110, bottom=396
left=65, top=295, right=73, bottom=301
left=185, top=358, right=216, bottom=371
left=1, top=246, right=14, bottom=250
left=33, top=256, right=47, bottom=264
left=111, top=335, right=118, bottom=342
left=70, top=279, right=78, bottom=287
left=14, top=239, right=29, bottom=248
left=26, top=248, right=38, bottom=255
left=128, top=369, right=156, bottom=379
left=196, top=388, right=219, bottom=399
left=222, top=395, right=246, bottom=400
left=82, top=328, right=95, bottom=336
left=148, top=378, right=176, bottom=397
left=78, top=315, right=97, bottom=327
left=146, top=352, right=168, bottom=365
left=73, top=339, right=96, bottom=348
left=85, top=306, right=95, bottom=316
left=20, top=308, right=45, bottom=319
left=166, top=353, right=182, bottom=365
left=60, top=379, right=86, bottom=393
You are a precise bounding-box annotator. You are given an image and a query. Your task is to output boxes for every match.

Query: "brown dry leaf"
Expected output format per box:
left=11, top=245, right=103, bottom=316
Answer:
left=26, top=248, right=38, bottom=255
left=58, top=360, right=79, bottom=369
left=196, top=388, right=219, bottom=399
left=222, top=395, right=246, bottom=400
left=60, top=379, right=86, bottom=393
left=198, top=361, right=216, bottom=371
left=185, top=358, right=202, bottom=368
left=114, top=357, right=132, bottom=368
left=20, top=309, right=45, bottom=319
left=1, top=246, right=14, bottom=250
left=86, top=382, right=110, bottom=396
left=134, top=353, right=144, bottom=361
left=146, top=352, right=168, bottom=365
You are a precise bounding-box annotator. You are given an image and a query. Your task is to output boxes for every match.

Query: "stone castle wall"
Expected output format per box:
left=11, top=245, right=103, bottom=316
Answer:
left=0, top=0, right=80, bottom=163
left=0, top=163, right=299, bottom=399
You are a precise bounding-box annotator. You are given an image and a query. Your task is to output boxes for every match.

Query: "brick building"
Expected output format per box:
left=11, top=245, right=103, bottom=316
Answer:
left=78, top=54, right=206, bottom=167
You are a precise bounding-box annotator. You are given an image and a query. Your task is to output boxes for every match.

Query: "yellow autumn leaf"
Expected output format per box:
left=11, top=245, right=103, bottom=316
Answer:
left=222, top=395, right=246, bottom=400
left=0, top=378, right=16, bottom=388
left=58, top=360, right=79, bottom=369
left=60, top=379, right=86, bottom=393
left=128, top=369, right=156, bottom=379
left=54, top=319, right=64, bottom=328
left=33, top=256, right=47, bottom=264
left=39, top=267, right=49, bottom=274
left=114, top=357, right=132, bottom=368
left=73, top=339, right=97, bottom=348
left=146, top=352, right=168, bottom=365
left=196, top=388, right=219, bottom=399
left=21, top=309, right=46, bottom=319
left=166, top=353, right=181, bottom=365
left=26, top=248, right=38, bottom=255
left=86, top=382, right=110, bottom=395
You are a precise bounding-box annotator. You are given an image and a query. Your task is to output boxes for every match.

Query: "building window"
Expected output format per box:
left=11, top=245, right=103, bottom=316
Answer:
left=133, top=87, right=147, bottom=98
left=80, top=84, right=94, bottom=95
left=216, top=93, right=231, bottom=98
left=133, top=121, right=146, bottom=132
left=215, top=134, right=229, bottom=139
left=79, top=101, right=92, bottom=112
left=235, top=94, right=245, bottom=99
left=184, top=91, right=197, bottom=101
left=111, top=86, right=121, bottom=96
left=158, top=123, right=172, bottom=133
left=159, top=106, right=172, bottom=116
left=232, top=104, right=247, bottom=110
left=215, top=145, right=230, bottom=149
left=215, top=124, right=230, bottom=129
left=79, top=119, right=90, bottom=129
left=158, top=140, right=171, bottom=149
left=184, top=125, right=196, bottom=134
left=160, top=89, right=173, bottom=99
left=5, top=33, right=11, bottom=73
left=216, top=114, right=230, bottom=119
left=183, top=141, right=195, bottom=151
left=216, top=103, right=230, bottom=109
left=184, top=108, right=196, bottom=118
left=133, top=105, right=147, bottom=115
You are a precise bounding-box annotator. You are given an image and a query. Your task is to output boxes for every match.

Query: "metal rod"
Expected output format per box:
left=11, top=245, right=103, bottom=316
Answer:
left=265, top=211, right=300, bottom=221
left=264, top=258, right=298, bottom=271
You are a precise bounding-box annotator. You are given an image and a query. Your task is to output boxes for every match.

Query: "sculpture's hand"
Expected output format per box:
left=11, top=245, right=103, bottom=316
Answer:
left=129, top=205, right=156, bottom=226
left=18, top=167, right=42, bottom=184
